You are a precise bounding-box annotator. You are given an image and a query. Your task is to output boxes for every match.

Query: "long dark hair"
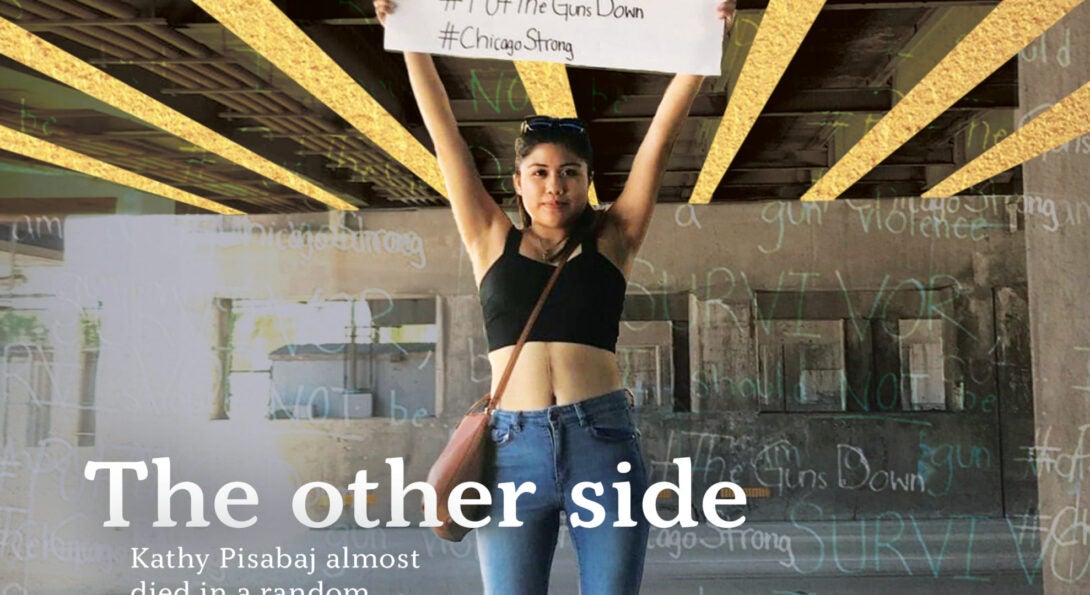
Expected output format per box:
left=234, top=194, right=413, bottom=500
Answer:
left=514, top=119, right=599, bottom=261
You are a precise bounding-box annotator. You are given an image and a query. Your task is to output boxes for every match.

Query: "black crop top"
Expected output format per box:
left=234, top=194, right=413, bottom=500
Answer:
left=478, top=225, right=627, bottom=352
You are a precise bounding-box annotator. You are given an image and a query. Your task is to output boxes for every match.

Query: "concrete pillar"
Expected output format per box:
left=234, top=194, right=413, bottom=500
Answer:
left=440, top=294, right=490, bottom=417
left=210, top=297, right=231, bottom=420
left=689, top=294, right=756, bottom=411
left=1020, top=3, right=1090, bottom=592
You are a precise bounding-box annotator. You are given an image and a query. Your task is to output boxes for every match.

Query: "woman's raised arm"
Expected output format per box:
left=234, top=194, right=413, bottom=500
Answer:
left=375, top=2, right=508, bottom=263
left=606, top=1, right=736, bottom=262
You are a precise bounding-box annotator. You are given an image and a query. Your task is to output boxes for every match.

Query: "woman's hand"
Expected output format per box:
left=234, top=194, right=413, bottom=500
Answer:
left=718, top=0, right=737, bottom=35
left=373, top=0, right=396, bottom=27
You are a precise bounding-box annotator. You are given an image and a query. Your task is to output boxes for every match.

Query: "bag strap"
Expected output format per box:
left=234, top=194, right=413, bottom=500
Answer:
left=486, top=213, right=606, bottom=413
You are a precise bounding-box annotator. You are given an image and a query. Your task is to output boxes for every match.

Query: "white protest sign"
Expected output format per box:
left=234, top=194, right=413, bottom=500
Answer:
left=384, top=1, right=724, bottom=75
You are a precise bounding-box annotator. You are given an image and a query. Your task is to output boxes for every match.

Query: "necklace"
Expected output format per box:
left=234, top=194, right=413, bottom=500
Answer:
left=530, top=230, right=567, bottom=262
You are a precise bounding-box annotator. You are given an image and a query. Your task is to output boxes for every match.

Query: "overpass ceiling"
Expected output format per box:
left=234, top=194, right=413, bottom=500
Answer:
left=0, top=0, right=1020, bottom=214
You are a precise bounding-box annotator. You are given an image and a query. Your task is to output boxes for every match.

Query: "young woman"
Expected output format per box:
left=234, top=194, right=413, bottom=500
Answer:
left=374, top=2, right=736, bottom=593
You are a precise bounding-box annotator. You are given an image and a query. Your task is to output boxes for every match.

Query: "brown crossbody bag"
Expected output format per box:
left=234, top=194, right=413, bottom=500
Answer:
left=425, top=220, right=595, bottom=542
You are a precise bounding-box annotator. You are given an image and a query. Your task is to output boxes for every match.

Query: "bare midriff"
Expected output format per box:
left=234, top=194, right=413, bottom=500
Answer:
left=487, top=342, right=624, bottom=410
left=473, top=221, right=628, bottom=410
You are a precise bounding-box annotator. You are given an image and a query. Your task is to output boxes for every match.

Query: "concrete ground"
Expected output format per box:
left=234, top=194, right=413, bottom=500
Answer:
left=12, top=517, right=1054, bottom=594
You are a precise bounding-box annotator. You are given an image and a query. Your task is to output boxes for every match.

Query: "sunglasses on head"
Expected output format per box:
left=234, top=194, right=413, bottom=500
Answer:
left=520, top=116, right=587, bottom=135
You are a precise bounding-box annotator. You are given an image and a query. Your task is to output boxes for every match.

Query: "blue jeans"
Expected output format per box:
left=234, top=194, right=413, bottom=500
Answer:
left=476, top=389, right=650, bottom=595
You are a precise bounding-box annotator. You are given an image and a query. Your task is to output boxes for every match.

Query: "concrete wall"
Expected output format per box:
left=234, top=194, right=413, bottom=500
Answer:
left=627, top=197, right=1030, bottom=521
left=0, top=193, right=1033, bottom=588
left=1019, top=2, right=1090, bottom=592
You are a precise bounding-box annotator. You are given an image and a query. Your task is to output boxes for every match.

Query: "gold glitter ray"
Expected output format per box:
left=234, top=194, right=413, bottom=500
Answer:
left=0, top=17, right=357, bottom=211
left=801, top=0, right=1084, bottom=202
left=0, top=124, right=243, bottom=215
left=924, top=81, right=1090, bottom=198
left=689, top=0, right=826, bottom=204
left=192, top=1, right=445, bottom=200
